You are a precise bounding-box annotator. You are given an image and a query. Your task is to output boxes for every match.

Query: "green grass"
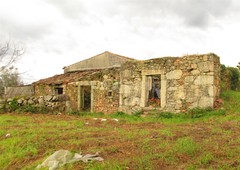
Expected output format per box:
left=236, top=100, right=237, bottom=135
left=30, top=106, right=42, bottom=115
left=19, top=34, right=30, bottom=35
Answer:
left=173, top=137, right=198, bottom=155
left=0, top=91, right=240, bottom=169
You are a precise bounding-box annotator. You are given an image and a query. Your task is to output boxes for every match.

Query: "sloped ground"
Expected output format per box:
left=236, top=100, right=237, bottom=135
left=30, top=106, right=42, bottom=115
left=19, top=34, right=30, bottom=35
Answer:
left=0, top=91, right=240, bottom=170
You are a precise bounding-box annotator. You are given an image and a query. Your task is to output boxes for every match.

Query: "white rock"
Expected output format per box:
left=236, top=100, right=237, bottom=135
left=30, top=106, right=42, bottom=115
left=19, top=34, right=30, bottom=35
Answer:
left=5, top=133, right=11, bottom=138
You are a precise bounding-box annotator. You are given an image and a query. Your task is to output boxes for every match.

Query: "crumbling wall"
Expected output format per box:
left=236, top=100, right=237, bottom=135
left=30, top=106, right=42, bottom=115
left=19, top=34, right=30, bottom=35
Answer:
left=92, top=76, right=120, bottom=114
left=1, top=94, right=69, bottom=112
left=33, top=68, right=121, bottom=114
left=65, top=83, right=78, bottom=111
left=34, top=84, right=53, bottom=96
left=120, top=53, right=221, bottom=113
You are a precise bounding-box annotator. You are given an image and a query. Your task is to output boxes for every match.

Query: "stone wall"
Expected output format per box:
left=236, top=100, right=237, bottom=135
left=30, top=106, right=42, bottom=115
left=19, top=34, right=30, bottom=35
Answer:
left=32, top=53, right=221, bottom=114
left=33, top=68, right=121, bottom=114
left=2, top=94, right=70, bottom=112
left=92, top=76, right=120, bottom=114
left=34, top=84, right=54, bottom=96
left=65, top=83, right=78, bottom=110
left=4, top=85, right=34, bottom=98
left=119, top=53, right=221, bottom=113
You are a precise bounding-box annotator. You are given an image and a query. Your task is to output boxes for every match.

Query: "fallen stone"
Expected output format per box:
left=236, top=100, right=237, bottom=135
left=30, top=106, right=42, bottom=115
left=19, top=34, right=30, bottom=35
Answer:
left=37, top=97, right=44, bottom=105
left=51, top=96, right=57, bottom=102
left=44, top=95, right=53, bottom=102
left=17, top=98, right=24, bottom=104
left=28, top=99, right=34, bottom=105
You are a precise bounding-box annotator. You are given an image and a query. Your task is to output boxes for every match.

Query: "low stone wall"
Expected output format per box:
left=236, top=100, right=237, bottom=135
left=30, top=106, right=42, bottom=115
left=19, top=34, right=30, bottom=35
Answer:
left=1, top=94, right=70, bottom=112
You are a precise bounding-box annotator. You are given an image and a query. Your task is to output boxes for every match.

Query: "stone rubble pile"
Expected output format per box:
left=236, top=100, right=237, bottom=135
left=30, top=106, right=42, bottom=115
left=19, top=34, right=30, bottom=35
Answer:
left=1, top=95, right=69, bottom=111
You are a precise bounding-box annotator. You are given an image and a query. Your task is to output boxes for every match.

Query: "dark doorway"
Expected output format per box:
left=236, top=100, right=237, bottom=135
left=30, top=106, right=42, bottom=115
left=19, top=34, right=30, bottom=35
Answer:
left=81, top=86, right=91, bottom=111
left=147, top=75, right=161, bottom=107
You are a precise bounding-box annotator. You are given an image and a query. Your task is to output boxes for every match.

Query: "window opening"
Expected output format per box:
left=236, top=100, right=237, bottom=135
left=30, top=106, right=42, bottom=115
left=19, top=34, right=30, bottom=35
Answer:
left=107, top=91, right=112, bottom=97
left=55, top=87, right=63, bottom=95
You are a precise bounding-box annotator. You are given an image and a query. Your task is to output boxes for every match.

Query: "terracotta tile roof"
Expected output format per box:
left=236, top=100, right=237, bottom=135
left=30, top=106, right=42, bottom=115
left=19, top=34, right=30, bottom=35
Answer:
left=34, top=70, right=102, bottom=85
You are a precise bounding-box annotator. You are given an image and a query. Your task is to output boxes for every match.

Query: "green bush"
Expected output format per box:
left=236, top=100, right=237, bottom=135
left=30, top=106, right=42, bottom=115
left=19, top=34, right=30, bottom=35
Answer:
left=221, top=65, right=240, bottom=91
left=8, top=98, right=19, bottom=112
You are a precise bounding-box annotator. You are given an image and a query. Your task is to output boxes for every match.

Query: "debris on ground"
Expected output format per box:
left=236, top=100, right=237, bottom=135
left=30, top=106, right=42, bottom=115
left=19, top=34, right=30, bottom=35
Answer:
left=93, top=118, right=119, bottom=122
left=36, top=150, right=103, bottom=170
left=5, top=133, right=11, bottom=138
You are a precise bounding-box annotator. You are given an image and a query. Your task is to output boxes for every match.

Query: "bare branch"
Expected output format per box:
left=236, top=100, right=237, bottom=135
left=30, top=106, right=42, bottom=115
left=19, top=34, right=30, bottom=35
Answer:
left=0, top=41, right=25, bottom=72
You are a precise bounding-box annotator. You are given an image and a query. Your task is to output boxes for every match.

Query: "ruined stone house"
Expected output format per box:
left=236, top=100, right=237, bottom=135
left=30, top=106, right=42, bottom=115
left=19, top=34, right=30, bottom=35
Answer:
left=33, top=51, right=221, bottom=114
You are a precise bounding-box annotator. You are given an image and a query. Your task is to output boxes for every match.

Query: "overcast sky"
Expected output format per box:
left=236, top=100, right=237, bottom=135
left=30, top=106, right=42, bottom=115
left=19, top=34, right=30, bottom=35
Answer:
left=0, top=0, right=240, bottom=83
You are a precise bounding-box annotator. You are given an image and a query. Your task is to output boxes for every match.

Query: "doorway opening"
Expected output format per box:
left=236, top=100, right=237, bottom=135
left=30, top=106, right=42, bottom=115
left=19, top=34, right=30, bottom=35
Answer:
left=147, top=75, right=161, bottom=107
left=80, top=86, right=91, bottom=111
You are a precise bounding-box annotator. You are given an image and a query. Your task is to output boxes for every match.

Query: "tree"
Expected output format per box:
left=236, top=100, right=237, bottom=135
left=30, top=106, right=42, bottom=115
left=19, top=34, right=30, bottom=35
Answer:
left=221, top=64, right=240, bottom=91
left=238, top=62, right=240, bottom=70
left=0, top=42, right=24, bottom=96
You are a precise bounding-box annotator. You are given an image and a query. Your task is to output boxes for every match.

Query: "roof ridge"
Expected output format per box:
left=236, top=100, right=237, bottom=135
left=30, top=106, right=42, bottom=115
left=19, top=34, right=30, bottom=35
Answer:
left=105, top=51, right=136, bottom=60
left=65, top=51, right=135, bottom=68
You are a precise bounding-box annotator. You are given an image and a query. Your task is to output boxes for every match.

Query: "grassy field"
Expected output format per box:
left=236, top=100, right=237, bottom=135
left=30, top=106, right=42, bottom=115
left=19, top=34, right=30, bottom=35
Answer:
left=1, top=91, right=240, bottom=170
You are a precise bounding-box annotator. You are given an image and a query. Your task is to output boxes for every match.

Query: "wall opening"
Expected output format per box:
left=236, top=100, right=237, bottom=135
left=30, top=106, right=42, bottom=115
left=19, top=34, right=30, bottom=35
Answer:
left=80, top=86, right=91, bottom=111
left=53, top=84, right=64, bottom=95
left=147, top=75, right=161, bottom=107
left=55, top=87, right=63, bottom=95
left=141, top=70, right=166, bottom=108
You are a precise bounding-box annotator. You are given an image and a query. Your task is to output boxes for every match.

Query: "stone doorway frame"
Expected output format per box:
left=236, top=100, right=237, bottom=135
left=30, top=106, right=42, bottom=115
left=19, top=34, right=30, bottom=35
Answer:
left=77, top=81, right=97, bottom=112
left=140, top=70, right=166, bottom=108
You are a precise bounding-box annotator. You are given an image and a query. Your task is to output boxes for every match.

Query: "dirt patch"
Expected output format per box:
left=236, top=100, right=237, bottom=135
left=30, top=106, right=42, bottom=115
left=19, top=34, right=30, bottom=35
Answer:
left=2, top=113, right=240, bottom=169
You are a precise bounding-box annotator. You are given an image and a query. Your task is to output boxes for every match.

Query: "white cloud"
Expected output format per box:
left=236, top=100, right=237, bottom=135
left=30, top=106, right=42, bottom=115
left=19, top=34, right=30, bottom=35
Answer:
left=0, top=0, right=240, bottom=83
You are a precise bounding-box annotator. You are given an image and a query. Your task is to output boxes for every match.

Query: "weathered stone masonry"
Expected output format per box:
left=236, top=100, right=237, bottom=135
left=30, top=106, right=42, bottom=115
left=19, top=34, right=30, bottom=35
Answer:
left=13, top=52, right=220, bottom=114
left=119, top=53, right=220, bottom=113
left=33, top=68, right=121, bottom=113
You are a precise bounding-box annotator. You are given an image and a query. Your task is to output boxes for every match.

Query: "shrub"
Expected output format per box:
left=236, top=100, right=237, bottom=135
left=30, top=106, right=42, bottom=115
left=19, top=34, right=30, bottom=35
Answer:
left=8, top=98, right=19, bottom=112
left=221, top=65, right=240, bottom=91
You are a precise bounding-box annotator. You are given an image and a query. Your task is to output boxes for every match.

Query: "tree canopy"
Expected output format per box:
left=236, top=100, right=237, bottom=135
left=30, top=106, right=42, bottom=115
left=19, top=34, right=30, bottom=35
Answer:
left=0, top=42, right=24, bottom=96
left=221, top=64, right=240, bottom=92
